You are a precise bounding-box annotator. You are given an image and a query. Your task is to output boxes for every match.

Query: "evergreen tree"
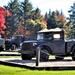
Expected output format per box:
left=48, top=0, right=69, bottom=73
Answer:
left=21, top=0, right=33, bottom=26
left=4, top=0, right=21, bottom=38
left=47, top=11, right=58, bottom=29
left=47, top=10, right=66, bottom=29
left=44, top=10, right=51, bottom=21
left=68, top=2, right=75, bottom=38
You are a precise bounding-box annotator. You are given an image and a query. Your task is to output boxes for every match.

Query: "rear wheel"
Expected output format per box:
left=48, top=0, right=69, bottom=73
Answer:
left=40, top=49, right=49, bottom=61
left=21, top=54, right=32, bottom=60
left=72, top=46, right=75, bottom=60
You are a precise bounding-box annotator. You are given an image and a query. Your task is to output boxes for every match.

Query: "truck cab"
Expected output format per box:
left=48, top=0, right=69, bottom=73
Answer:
left=21, top=28, right=75, bottom=61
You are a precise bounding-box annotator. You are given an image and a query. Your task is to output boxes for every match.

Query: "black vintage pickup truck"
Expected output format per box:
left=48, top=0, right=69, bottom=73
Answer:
left=20, top=28, right=75, bottom=61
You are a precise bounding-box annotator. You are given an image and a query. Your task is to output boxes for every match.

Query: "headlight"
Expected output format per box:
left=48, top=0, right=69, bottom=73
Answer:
left=33, top=43, right=37, bottom=46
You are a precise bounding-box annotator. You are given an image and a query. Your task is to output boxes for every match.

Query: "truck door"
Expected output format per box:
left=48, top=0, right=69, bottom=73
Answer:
left=53, top=40, right=65, bottom=54
left=52, top=34, right=65, bottom=54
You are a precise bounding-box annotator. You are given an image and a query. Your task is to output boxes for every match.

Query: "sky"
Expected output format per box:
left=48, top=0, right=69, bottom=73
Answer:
left=0, top=0, right=75, bottom=17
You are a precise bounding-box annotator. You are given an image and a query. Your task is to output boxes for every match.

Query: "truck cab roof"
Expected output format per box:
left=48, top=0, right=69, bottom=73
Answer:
left=38, top=28, right=64, bottom=33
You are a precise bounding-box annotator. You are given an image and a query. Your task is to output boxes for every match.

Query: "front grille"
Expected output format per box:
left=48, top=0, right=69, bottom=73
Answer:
left=22, top=43, right=31, bottom=50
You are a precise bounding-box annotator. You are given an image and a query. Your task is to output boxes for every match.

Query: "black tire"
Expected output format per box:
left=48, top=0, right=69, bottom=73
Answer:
left=0, top=47, right=4, bottom=51
left=72, top=46, right=75, bottom=60
left=40, top=49, right=49, bottom=61
left=21, top=54, right=32, bottom=60
left=55, top=56, right=64, bottom=60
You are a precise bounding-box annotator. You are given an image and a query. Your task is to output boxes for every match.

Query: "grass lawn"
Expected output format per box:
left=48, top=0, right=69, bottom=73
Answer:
left=0, top=64, right=75, bottom=75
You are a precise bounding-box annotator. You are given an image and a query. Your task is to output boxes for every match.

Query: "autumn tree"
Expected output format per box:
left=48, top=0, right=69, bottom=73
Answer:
left=0, top=7, right=6, bottom=36
left=46, top=10, right=67, bottom=29
left=14, top=24, right=26, bottom=36
left=27, top=8, right=47, bottom=38
left=20, top=1, right=47, bottom=38
left=3, top=0, right=47, bottom=39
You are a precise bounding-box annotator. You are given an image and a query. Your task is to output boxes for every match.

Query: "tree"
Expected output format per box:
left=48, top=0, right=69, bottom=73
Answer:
left=65, top=21, right=73, bottom=38
left=46, top=10, right=66, bottom=29
left=47, top=11, right=58, bottom=29
left=68, top=2, right=75, bottom=38
left=14, top=24, right=26, bottom=36
left=21, top=1, right=47, bottom=38
left=29, top=8, right=47, bottom=38
left=3, top=0, right=47, bottom=39
left=0, top=7, right=6, bottom=35
left=4, top=0, right=21, bottom=38
left=21, top=0, right=33, bottom=26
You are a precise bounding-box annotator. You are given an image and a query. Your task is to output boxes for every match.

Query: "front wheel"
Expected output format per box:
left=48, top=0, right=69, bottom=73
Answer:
left=40, top=49, right=49, bottom=61
left=0, top=47, right=4, bottom=51
left=72, top=52, right=75, bottom=60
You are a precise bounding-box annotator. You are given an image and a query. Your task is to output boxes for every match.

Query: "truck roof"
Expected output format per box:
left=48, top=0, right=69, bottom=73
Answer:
left=38, top=28, right=64, bottom=33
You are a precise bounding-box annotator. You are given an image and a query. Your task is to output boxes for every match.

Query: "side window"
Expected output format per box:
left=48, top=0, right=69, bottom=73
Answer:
left=53, top=34, right=60, bottom=40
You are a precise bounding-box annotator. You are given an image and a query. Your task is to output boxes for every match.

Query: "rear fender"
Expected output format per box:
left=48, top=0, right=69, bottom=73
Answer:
left=71, top=45, right=75, bottom=54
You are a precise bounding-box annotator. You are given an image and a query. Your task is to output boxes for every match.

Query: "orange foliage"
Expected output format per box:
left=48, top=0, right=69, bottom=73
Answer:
left=14, top=24, right=26, bottom=36
left=14, top=24, right=31, bottom=36
left=42, top=20, right=47, bottom=25
left=25, top=31, right=30, bottom=36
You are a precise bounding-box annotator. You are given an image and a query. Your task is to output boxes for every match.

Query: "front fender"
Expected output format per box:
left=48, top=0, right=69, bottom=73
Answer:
left=36, top=45, right=52, bottom=54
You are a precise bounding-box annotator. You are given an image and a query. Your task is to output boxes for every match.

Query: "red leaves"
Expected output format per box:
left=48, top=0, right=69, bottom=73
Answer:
left=0, top=7, right=6, bottom=34
left=0, top=7, right=6, bottom=16
left=0, top=14, right=5, bottom=23
left=0, top=7, right=12, bottom=35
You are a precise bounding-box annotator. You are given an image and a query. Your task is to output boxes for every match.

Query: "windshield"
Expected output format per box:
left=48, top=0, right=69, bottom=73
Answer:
left=37, top=33, right=44, bottom=40
left=37, top=33, right=53, bottom=40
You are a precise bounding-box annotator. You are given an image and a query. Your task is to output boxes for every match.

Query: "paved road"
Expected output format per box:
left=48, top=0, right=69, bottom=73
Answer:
left=0, top=51, right=75, bottom=70
left=0, top=57, right=75, bottom=67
